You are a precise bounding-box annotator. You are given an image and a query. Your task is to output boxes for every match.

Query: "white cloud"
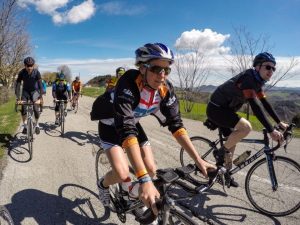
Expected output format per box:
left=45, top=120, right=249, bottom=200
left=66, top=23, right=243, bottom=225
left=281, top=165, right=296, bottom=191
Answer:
left=98, top=1, right=145, bottom=15
left=18, top=0, right=96, bottom=25
left=175, top=29, right=230, bottom=55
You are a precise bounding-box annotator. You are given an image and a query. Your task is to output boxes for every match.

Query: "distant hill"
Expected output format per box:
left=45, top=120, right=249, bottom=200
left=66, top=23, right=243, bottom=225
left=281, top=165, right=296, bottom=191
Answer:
left=86, top=75, right=111, bottom=87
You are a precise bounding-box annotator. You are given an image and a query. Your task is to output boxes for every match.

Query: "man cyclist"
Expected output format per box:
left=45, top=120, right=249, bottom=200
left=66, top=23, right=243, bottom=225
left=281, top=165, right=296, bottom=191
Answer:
left=96, top=43, right=216, bottom=214
left=71, top=76, right=82, bottom=109
left=15, top=57, right=43, bottom=135
left=105, top=67, right=126, bottom=92
left=52, top=73, right=71, bottom=125
left=206, top=52, right=288, bottom=187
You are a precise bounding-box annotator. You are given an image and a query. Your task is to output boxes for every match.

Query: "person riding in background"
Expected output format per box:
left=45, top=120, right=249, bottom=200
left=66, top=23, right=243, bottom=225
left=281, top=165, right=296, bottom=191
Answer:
left=96, top=43, right=216, bottom=214
left=71, top=76, right=82, bottom=108
left=52, top=72, right=71, bottom=125
left=206, top=52, right=288, bottom=187
left=105, top=66, right=126, bottom=92
left=15, top=57, right=43, bottom=135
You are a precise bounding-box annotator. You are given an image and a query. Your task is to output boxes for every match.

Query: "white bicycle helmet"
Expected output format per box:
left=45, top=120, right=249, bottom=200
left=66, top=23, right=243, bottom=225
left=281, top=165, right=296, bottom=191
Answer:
left=135, top=43, right=174, bottom=65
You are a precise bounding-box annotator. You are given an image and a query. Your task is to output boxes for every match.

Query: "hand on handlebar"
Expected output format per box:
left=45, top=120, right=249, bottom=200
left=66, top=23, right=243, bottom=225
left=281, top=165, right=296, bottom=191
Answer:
left=139, top=181, right=160, bottom=216
left=196, top=159, right=217, bottom=178
left=278, top=121, right=289, bottom=131
left=270, top=129, right=284, bottom=144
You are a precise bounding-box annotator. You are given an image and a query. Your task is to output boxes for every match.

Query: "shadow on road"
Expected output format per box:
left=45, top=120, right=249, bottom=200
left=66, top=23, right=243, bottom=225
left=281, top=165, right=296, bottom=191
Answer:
left=4, top=186, right=115, bottom=225
left=63, top=130, right=99, bottom=147
left=169, top=185, right=281, bottom=225
left=7, top=133, right=31, bottom=163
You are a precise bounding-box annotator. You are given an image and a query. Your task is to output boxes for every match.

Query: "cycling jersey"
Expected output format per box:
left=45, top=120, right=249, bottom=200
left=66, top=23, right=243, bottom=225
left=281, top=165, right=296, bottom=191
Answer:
left=52, top=80, right=71, bottom=99
left=72, top=80, right=81, bottom=92
left=209, top=69, right=280, bottom=132
left=15, top=68, right=43, bottom=98
left=105, top=76, right=118, bottom=91
left=97, top=69, right=184, bottom=146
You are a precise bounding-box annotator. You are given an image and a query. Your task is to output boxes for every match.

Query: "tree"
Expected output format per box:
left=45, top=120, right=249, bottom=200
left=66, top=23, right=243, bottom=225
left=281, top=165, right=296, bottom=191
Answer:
left=42, top=71, right=57, bottom=83
left=57, top=65, right=72, bottom=83
left=173, top=45, right=210, bottom=113
left=0, top=0, right=31, bottom=88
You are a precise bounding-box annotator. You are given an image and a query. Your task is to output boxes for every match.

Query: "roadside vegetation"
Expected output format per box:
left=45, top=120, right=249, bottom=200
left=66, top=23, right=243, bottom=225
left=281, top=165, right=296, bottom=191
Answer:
left=0, top=97, right=20, bottom=159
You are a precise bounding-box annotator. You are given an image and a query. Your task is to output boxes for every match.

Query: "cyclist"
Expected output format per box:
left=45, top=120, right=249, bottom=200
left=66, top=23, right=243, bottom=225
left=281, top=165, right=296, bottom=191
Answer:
left=71, top=76, right=82, bottom=108
left=96, top=43, right=216, bottom=214
left=105, top=66, right=126, bottom=92
left=52, top=72, right=71, bottom=125
left=206, top=52, right=288, bottom=187
left=15, top=57, right=43, bottom=134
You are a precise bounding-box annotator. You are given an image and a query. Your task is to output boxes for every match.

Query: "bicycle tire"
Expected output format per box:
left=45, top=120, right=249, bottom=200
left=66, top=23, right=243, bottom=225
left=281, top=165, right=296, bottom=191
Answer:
left=180, top=136, right=217, bottom=184
left=27, top=118, right=33, bottom=159
left=245, top=156, right=300, bottom=216
left=60, top=104, right=65, bottom=136
left=0, top=206, right=14, bottom=225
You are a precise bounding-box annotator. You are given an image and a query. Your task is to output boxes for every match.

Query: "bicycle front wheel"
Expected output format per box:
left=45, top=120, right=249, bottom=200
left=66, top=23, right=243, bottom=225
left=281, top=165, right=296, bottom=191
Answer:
left=27, top=118, right=33, bottom=158
left=245, top=156, right=300, bottom=216
left=180, top=136, right=217, bottom=184
left=60, top=105, right=65, bottom=136
left=0, top=206, right=14, bottom=225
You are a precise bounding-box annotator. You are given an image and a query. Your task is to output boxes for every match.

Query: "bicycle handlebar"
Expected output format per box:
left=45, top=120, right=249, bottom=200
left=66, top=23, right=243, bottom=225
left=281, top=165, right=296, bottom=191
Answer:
left=136, top=164, right=218, bottom=224
left=271, top=123, right=295, bottom=152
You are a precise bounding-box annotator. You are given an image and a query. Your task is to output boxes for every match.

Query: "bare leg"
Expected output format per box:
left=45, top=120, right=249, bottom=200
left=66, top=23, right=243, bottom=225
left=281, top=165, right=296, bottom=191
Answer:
left=102, top=146, right=130, bottom=187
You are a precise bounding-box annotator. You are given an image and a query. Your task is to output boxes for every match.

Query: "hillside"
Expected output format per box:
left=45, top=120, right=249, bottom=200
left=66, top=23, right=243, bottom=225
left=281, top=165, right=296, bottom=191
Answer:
left=85, top=75, right=111, bottom=87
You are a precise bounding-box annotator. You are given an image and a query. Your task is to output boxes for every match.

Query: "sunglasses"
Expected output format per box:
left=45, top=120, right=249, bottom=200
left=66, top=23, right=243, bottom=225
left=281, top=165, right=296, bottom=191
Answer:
left=262, top=65, right=276, bottom=72
left=146, top=65, right=171, bottom=75
left=25, top=64, right=34, bottom=68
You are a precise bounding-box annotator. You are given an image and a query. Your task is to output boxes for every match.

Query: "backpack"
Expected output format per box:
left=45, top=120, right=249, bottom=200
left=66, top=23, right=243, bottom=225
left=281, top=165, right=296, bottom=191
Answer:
left=90, top=91, right=113, bottom=121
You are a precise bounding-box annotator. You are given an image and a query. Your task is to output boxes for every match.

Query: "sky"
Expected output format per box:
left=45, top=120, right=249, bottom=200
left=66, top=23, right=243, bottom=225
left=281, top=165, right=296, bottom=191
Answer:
left=17, top=0, right=300, bottom=87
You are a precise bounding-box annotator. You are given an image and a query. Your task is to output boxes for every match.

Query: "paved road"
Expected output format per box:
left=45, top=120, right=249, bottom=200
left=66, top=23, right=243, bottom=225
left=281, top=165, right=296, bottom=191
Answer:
left=0, top=91, right=299, bottom=225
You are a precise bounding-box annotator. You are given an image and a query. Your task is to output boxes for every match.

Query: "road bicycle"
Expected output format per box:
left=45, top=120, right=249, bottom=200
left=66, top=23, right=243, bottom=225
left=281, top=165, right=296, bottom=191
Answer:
left=54, top=100, right=68, bottom=136
left=71, top=92, right=80, bottom=113
left=0, top=205, right=14, bottom=225
left=180, top=122, right=300, bottom=217
left=15, top=101, right=40, bottom=160
left=95, top=148, right=218, bottom=224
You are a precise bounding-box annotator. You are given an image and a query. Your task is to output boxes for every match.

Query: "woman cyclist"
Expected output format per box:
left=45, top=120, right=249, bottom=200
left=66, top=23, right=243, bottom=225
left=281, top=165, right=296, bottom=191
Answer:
left=96, top=43, right=216, bottom=214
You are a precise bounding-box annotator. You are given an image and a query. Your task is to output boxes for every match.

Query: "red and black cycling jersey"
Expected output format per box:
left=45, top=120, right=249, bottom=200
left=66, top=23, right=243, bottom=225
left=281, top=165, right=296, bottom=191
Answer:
left=97, top=69, right=184, bottom=144
left=210, top=69, right=280, bottom=132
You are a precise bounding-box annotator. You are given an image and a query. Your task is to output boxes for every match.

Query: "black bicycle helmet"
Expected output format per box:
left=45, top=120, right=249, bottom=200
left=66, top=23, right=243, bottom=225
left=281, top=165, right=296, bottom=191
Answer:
left=24, top=57, right=35, bottom=66
left=253, top=52, right=276, bottom=67
left=116, top=67, right=125, bottom=76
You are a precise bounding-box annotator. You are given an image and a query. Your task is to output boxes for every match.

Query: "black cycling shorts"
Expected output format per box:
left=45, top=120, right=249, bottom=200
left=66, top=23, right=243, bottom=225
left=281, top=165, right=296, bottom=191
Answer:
left=98, top=121, right=149, bottom=151
left=206, top=102, right=241, bottom=137
left=21, top=90, right=41, bottom=118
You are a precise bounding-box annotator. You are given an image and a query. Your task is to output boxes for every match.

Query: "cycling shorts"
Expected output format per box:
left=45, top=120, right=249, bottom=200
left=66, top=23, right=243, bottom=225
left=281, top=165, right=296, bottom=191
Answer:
left=98, top=121, right=150, bottom=151
left=206, top=101, right=240, bottom=137
left=21, top=90, right=41, bottom=118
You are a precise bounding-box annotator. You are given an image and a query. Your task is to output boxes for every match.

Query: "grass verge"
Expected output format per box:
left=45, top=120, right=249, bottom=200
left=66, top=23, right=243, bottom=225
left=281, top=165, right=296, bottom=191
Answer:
left=0, top=97, right=20, bottom=159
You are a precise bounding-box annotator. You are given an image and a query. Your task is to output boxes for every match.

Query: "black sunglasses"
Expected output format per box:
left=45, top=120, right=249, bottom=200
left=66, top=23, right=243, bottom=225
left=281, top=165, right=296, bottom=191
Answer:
left=262, top=65, right=276, bottom=72
left=146, top=65, right=171, bottom=75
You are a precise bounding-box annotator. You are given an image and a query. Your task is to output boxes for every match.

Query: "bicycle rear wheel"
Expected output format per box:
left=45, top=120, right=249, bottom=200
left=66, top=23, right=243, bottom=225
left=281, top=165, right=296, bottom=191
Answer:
left=245, top=156, right=300, bottom=216
left=0, top=206, right=14, bottom=225
left=180, top=136, right=217, bottom=184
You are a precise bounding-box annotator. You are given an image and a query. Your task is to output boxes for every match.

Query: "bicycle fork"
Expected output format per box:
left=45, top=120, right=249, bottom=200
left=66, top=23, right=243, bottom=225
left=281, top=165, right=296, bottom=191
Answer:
left=265, top=153, right=278, bottom=191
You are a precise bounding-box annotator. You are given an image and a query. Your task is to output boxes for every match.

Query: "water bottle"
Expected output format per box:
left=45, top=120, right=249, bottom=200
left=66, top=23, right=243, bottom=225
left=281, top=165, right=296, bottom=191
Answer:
left=121, top=178, right=139, bottom=199
left=233, top=150, right=251, bottom=166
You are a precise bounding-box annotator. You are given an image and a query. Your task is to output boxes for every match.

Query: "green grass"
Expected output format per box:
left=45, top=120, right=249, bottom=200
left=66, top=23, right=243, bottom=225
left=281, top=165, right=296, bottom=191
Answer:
left=82, top=87, right=105, bottom=98
left=0, top=97, right=20, bottom=158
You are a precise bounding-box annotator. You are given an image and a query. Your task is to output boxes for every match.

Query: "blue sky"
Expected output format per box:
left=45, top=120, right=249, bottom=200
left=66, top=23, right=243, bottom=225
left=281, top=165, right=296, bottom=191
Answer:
left=18, top=0, right=300, bottom=86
